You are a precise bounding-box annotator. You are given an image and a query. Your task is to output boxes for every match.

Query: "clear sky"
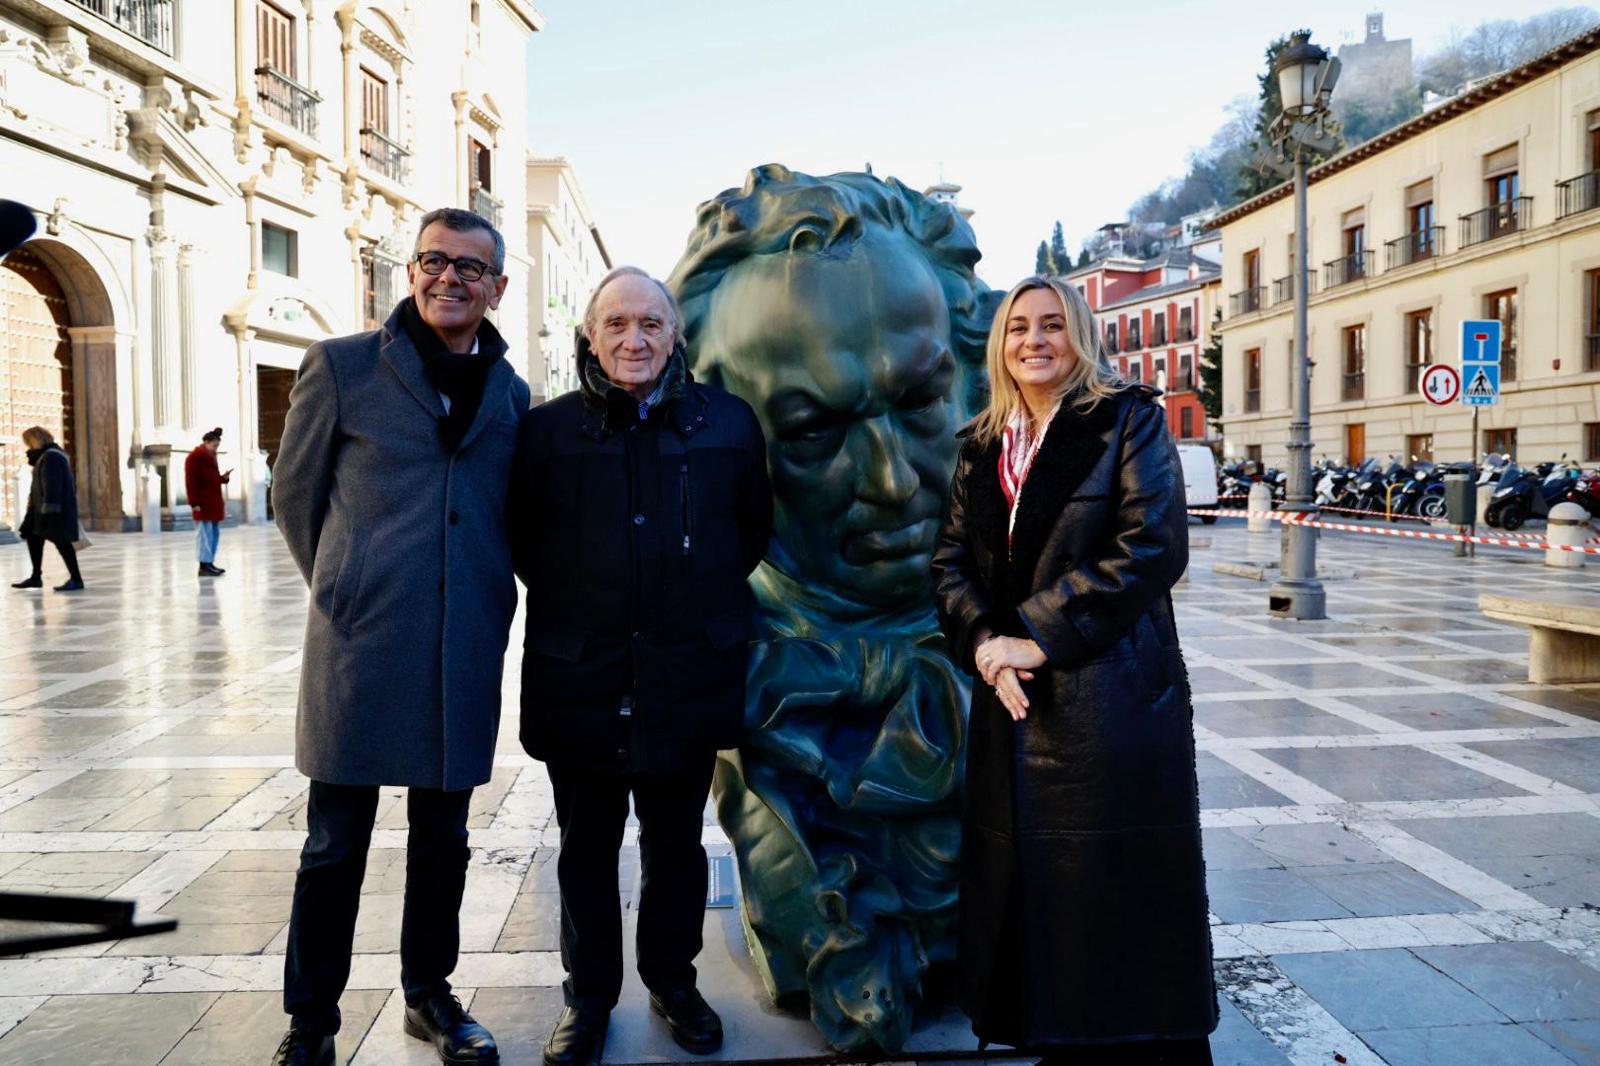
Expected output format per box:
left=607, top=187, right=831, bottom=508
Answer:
left=525, top=1, right=1572, bottom=288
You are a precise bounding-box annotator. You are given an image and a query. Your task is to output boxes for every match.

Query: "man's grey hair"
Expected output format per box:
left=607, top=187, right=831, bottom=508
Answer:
left=582, top=266, right=684, bottom=346
left=413, top=207, right=506, bottom=274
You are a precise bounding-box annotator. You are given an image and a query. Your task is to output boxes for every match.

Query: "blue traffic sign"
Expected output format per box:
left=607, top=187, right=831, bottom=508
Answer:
left=1462, top=362, right=1500, bottom=406
left=1460, top=319, right=1502, bottom=364
left=1460, top=319, right=1502, bottom=407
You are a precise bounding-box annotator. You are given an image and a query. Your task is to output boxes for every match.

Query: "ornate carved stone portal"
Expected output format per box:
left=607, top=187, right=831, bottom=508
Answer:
left=668, top=165, right=999, bottom=1052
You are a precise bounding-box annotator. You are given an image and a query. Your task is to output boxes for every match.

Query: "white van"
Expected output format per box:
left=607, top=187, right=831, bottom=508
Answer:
left=1177, top=444, right=1218, bottom=524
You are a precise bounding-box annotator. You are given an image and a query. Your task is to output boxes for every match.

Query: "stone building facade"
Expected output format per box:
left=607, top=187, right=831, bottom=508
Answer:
left=525, top=154, right=609, bottom=405
left=0, top=0, right=544, bottom=531
left=1214, top=28, right=1600, bottom=468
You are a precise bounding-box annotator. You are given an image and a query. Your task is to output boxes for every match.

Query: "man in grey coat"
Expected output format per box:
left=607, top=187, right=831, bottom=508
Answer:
left=270, top=207, right=529, bottom=1066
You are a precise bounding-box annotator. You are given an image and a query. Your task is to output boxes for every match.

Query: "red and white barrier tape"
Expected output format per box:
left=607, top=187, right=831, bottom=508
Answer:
left=1188, top=508, right=1600, bottom=555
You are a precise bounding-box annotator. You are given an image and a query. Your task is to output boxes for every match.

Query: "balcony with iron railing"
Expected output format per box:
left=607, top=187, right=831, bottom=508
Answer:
left=1342, top=372, right=1365, bottom=402
left=1322, top=250, right=1373, bottom=289
left=69, top=0, right=172, bottom=53
left=1229, top=287, right=1265, bottom=317
left=360, top=127, right=410, bottom=184
left=1460, top=197, right=1532, bottom=248
left=1559, top=172, right=1600, bottom=220
left=1271, top=270, right=1318, bottom=306
left=471, top=186, right=503, bottom=228
left=361, top=248, right=406, bottom=329
left=1175, top=324, right=1195, bottom=342
left=1151, top=327, right=1167, bottom=347
left=1384, top=226, right=1443, bottom=270
left=1588, top=333, right=1600, bottom=373
left=256, top=66, right=320, bottom=138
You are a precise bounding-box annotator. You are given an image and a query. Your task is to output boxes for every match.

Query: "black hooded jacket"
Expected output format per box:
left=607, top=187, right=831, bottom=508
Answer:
left=507, top=346, right=773, bottom=772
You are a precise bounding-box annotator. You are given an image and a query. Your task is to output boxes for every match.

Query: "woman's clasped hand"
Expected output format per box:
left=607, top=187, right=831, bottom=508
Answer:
left=974, top=635, right=1046, bottom=720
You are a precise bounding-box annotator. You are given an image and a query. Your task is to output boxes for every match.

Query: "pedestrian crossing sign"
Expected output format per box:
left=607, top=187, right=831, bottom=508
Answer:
left=1462, top=362, right=1500, bottom=406
left=1460, top=318, right=1502, bottom=407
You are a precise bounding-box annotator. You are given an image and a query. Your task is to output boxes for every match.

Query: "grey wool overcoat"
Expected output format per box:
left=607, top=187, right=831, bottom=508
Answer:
left=273, top=302, right=530, bottom=791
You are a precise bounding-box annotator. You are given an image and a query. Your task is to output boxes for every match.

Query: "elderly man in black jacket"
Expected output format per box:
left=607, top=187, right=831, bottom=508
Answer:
left=510, top=266, right=771, bottom=1066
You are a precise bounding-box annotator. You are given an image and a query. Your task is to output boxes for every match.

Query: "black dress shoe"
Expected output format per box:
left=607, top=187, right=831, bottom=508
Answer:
left=403, top=993, right=499, bottom=1064
left=199, top=563, right=225, bottom=576
left=10, top=576, right=41, bottom=589
left=271, top=1026, right=334, bottom=1066
left=649, top=986, right=722, bottom=1054
left=542, top=1005, right=610, bottom=1066
left=53, top=578, right=83, bottom=591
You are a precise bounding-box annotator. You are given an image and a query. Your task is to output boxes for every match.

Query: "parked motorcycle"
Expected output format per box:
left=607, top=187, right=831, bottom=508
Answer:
left=1484, top=460, right=1579, bottom=530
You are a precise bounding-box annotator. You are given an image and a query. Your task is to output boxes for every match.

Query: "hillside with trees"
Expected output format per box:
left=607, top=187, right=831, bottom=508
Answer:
left=1126, top=8, right=1597, bottom=227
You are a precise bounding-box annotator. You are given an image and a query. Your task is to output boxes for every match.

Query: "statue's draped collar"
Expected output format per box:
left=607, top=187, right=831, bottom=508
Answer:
left=751, top=560, right=941, bottom=642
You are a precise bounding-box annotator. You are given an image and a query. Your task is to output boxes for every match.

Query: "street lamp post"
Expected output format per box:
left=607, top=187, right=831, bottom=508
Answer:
left=1262, top=32, right=1339, bottom=620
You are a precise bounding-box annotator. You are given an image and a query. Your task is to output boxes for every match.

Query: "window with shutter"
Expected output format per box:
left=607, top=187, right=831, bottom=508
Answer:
left=257, top=1, right=295, bottom=77
left=361, top=69, right=388, bottom=136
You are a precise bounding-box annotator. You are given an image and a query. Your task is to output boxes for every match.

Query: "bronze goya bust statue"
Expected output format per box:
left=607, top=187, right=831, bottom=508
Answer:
left=668, top=165, right=997, bottom=1052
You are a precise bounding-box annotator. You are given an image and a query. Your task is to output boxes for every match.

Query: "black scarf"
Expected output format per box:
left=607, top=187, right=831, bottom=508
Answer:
left=399, top=296, right=506, bottom=452
left=25, top=447, right=43, bottom=467
left=579, top=345, right=690, bottom=433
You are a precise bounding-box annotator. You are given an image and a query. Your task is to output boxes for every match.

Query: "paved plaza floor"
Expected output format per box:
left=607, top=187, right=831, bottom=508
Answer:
left=1, top=521, right=1599, bottom=1064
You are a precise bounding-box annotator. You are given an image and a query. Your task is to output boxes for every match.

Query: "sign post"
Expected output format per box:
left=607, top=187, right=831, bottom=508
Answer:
left=1460, top=320, right=1503, bottom=559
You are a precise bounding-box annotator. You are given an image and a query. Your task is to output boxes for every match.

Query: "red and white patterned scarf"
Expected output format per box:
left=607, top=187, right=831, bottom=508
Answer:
left=998, top=401, right=1060, bottom=543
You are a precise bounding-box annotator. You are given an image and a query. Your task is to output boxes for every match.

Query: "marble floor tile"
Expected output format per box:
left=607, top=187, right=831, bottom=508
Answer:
left=1257, top=745, right=1532, bottom=803
left=1294, top=863, right=1478, bottom=918
left=1412, top=942, right=1600, bottom=1023
left=1272, top=949, right=1506, bottom=1032
left=1356, top=1022, right=1574, bottom=1066
left=0, top=991, right=217, bottom=1064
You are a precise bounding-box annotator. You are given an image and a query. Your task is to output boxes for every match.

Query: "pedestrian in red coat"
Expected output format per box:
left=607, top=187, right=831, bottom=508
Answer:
left=185, top=427, right=231, bottom=578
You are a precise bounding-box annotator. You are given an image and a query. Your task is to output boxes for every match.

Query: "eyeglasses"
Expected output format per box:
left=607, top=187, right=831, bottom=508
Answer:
left=414, top=251, right=497, bottom=282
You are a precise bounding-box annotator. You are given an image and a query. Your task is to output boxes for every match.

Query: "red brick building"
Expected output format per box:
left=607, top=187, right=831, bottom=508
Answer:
left=1065, top=250, right=1220, bottom=443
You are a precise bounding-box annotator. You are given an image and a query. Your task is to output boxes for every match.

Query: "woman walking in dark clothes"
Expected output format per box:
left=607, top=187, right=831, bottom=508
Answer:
left=931, top=276, right=1215, bottom=1064
left=11, top=426, right=84, bottom=592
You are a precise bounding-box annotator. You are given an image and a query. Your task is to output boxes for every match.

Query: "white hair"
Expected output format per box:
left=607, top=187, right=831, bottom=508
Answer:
left=582, top=266, right=685, bottom=346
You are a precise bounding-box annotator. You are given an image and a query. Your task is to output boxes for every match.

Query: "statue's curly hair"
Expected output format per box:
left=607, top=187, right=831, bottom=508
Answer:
left=666, top=164, right=998, bottom=418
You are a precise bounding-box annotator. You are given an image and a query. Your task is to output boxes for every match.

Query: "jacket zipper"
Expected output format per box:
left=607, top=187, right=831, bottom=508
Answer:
left=680, top=464, right=692, bottom=556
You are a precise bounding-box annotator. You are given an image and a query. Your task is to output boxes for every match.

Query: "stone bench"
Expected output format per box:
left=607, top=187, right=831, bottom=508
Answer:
left=1480, top=593, right=1600, bottom=684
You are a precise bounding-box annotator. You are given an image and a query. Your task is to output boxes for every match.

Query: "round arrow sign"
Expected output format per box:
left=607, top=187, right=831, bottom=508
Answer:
left=1421, top=364, right=1461, bottom=406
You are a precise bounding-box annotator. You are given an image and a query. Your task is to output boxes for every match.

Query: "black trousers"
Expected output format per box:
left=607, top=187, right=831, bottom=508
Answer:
left=24, top=536, right=79, bottom=582
left=283, top=780, right=473, bottom=1034
left=547, top=753, right=716, bottom=1009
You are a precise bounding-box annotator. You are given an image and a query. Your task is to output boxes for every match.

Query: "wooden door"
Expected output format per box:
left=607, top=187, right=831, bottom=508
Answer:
left=0, top=247, right=73, bottom=525
left=1345, top=423, right=1366, bottom=465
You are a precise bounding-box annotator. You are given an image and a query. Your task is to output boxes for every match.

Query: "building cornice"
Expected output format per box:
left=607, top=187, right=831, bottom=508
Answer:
left=498, top=0, right=546, bottom=33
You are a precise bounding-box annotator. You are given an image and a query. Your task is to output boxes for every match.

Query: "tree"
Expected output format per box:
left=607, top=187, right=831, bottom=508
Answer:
left=1035, top=240, right=1052, bottom=275
left=1049, top=222, right=1070, bottom=276
left=1199, top=310, right=1223, bottom=430
left=1233, top=31, right=1345, bottom=202
left=1420, top=8, right=1598, bottom=96
left=1336, top=88, right=1423, bottom=146
left=1076, top=248, right=1091, bottom=268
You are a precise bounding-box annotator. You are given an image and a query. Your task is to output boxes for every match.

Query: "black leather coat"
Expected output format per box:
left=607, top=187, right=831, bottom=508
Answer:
left=931, top=387, right=1216, bottom=1048
left=509, top=360, right=772, bottom=773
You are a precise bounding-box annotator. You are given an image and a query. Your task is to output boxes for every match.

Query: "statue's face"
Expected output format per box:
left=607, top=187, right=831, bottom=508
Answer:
left=700, top=232, right=958, bottom=607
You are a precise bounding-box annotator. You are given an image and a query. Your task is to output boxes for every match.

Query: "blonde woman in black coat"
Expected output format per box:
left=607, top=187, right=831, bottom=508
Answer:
left=931, top=277, right=1215, bottom=1064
